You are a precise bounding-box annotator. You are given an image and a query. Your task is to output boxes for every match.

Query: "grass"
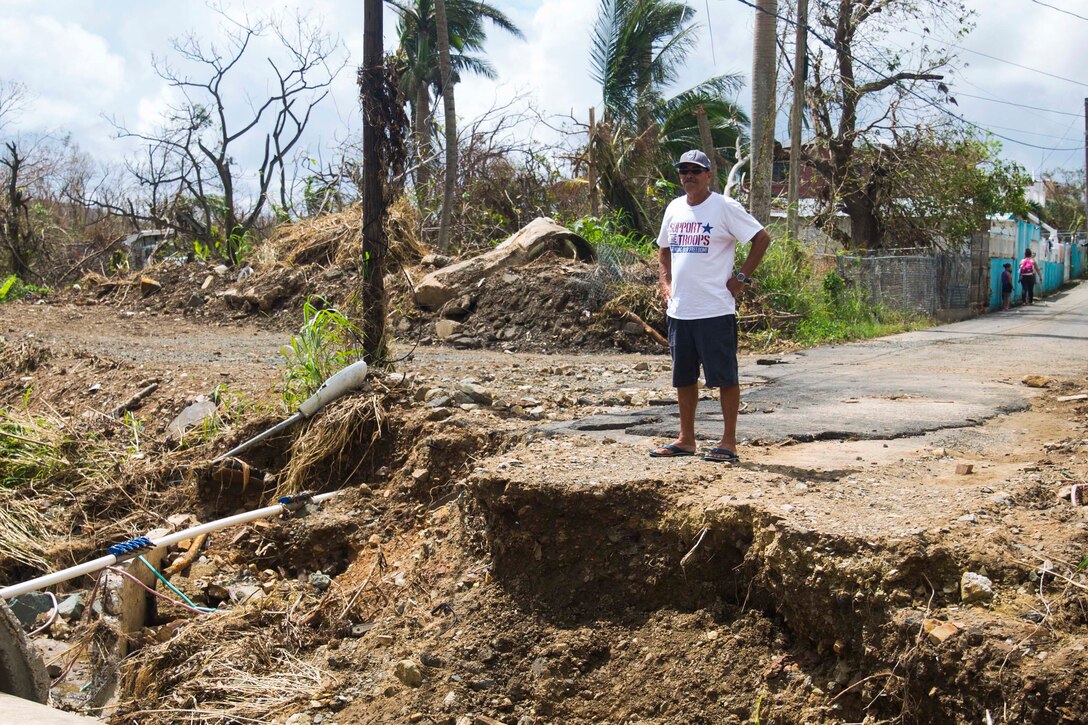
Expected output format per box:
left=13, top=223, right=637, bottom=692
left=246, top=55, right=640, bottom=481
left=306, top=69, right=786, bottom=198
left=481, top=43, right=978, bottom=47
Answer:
left=281, top=296, right=364, bottom=411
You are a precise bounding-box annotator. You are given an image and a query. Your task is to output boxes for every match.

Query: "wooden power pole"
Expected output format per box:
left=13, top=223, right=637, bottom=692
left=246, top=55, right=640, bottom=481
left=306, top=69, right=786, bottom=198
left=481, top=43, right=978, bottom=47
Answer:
left=360, top=0, right=387, bottom=364
left=787, top=0, right=808, bottom=239
left=750, top=0, right=778, bottom=224
left=1084, top=98, right=1087, bottom=245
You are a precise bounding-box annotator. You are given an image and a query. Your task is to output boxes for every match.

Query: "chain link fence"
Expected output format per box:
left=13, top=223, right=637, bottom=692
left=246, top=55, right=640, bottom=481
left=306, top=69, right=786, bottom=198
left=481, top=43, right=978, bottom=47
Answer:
left=836, top=249, right=976, bottom=315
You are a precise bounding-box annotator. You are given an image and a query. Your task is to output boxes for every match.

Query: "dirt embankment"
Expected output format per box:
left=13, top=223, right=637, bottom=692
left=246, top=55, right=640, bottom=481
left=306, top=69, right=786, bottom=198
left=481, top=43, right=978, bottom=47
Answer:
left=2, top=281, right=1088, bottom=723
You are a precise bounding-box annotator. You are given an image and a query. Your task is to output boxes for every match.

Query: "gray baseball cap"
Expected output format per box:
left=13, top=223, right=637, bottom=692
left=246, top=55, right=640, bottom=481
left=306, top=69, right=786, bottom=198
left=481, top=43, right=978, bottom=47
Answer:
left=674, top=149, right=711, bottom=169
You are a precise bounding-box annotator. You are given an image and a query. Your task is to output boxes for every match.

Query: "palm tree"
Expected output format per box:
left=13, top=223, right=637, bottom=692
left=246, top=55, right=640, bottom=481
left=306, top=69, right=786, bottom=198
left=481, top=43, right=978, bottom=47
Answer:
left=590, top=0, right=747, bottom=236
left=387, top=0, right=523, bottom=195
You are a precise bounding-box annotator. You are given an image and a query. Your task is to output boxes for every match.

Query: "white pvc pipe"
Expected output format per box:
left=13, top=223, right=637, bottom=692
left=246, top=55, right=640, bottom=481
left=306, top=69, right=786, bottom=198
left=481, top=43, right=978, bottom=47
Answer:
left=0, top=491, right=341, bottom=601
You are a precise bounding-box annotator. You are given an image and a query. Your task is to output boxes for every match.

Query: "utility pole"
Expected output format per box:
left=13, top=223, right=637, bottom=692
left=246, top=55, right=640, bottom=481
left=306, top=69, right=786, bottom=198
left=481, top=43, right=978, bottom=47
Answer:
left=588, top=107, right=599, bottom=216
left=435, top=0, right=457, bottom=252
left=360, top=0, right=386, bottom=363
left=1083, top=98, right=1087, bottom=245
left=787, top=0, right=808, bottom=239
left=750, top=0, right=778, bottom=224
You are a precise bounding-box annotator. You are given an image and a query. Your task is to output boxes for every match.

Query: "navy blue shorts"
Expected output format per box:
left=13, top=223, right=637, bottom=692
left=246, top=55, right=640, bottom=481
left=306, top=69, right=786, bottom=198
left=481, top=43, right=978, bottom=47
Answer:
left=667, top=314, right=739, bottom=388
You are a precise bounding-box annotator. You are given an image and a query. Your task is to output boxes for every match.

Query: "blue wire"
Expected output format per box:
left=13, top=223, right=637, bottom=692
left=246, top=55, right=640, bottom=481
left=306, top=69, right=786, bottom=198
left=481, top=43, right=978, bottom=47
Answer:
left=136, top=555, right=217, bottom=613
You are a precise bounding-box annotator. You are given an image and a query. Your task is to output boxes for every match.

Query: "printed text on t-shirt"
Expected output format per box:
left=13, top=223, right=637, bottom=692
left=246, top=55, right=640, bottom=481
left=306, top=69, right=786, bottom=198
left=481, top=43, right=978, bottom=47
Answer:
left=668, top=221, right=714, bottom=254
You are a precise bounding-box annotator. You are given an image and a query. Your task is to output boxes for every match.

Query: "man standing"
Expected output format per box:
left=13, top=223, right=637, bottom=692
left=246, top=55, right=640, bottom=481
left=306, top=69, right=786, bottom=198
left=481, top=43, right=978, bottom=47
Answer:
left=648, top=150, right=772, bottom=464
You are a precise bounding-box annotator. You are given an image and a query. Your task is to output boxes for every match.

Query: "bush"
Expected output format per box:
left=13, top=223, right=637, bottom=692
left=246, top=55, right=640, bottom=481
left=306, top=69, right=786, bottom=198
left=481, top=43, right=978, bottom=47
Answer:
left=737, top=235, right=929, bottom=349
left=0, top=275, right=50, bottom=303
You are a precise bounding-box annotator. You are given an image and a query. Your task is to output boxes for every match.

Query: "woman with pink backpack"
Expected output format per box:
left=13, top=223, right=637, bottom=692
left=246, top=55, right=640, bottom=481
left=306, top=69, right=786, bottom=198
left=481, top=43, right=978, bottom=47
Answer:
left=1018, top=248, right=1041, bottom=305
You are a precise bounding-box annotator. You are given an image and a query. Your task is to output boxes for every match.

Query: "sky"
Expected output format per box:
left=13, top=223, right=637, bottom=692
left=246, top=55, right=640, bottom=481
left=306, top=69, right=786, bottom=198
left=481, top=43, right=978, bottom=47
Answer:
left=0, top=0, right=1085, bottom=186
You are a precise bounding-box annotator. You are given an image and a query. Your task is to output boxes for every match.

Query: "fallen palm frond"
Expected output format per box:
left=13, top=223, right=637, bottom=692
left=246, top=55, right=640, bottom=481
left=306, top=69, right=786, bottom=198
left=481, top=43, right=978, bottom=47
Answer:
left=279, top=394, right=385, bottom=496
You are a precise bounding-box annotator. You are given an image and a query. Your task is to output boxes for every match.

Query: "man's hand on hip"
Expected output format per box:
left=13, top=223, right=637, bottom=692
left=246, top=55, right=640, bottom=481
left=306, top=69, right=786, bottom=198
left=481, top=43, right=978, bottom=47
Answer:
left=726, top=276, right=748, bottom=298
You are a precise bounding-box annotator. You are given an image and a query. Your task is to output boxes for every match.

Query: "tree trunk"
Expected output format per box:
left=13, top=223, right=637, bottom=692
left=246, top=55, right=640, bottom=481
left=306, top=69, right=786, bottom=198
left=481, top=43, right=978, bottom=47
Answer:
left=434, top=0, right=457, bottom=253
left=750, top=0, right=778, bottom=223
left=360, top=0, right=387, bottom=364
left=414, top=80, right=432, bottom=201
left=787, top=0, right=808, bottom=238
left=694, top=106, right=719, bottom=193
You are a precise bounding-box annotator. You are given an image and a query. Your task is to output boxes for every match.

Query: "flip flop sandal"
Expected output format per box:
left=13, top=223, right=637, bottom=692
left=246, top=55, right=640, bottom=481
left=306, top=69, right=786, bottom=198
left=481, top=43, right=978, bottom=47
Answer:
left=648, top=443, right=696, bottom=458
left=703, top=448, right=740, bottom=464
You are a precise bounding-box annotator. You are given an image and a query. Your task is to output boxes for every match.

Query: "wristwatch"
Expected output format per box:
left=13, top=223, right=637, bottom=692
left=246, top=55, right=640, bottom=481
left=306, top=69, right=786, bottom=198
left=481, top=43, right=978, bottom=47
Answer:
left=734, top=271, right=750, bottom=285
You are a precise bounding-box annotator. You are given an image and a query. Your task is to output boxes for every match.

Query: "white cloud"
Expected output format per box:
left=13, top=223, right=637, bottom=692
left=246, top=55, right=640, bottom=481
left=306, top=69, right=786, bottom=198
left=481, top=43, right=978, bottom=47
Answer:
left=0, top=14, right=126, bottom=130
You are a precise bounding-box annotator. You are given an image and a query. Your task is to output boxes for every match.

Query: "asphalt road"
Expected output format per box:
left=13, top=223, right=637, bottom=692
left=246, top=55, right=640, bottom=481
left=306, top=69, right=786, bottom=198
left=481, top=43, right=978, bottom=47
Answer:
left=550, top=281, right=1088, bottom=443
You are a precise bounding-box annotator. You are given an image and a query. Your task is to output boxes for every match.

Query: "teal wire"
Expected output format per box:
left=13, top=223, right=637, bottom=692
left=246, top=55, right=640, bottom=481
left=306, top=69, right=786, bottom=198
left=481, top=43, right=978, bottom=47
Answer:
left=137, top=555, right=217, bottom=613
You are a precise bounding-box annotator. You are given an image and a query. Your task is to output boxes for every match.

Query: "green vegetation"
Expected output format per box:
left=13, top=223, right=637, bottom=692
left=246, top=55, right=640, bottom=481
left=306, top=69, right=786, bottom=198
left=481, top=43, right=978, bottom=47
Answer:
left=570, top=211, right=655, bottom=257
left=0, top=274, right=50, bottom=302
left=281, top=297, right=363, bottom=410
left=740, top=235, right=932, bottom=349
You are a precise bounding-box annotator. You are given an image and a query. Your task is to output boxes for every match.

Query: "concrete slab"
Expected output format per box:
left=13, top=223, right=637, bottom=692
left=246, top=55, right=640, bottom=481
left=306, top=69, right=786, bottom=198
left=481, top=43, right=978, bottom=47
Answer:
left=0, top=693, right=103, bottom=723
left=0, top=601, right=47, bottom=703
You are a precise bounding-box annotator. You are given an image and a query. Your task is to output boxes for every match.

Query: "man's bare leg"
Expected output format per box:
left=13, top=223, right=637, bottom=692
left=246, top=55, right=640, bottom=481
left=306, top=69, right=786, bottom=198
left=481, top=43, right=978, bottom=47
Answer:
left=672, top=383, right=700, bottom=451
left=716, top=383, right=740, bottom=453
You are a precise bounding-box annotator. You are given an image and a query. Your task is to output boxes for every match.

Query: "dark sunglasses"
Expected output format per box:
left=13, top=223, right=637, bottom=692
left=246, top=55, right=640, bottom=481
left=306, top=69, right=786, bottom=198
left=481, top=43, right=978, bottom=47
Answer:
left=677, top=166, right=706, bottom=175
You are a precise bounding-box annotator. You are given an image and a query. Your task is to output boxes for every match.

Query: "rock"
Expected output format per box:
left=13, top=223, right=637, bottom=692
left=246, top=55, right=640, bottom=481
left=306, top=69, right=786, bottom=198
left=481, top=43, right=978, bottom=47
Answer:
left=414, top=218, right=595, bottom=309
left=323, top=267, right=344, bottom=280
left=957, top=513, right=977, bottom=523
left=468, top=678, right=495, bottom=691
left=634, top=361, right=651, bottom=371
left=1022, top=375, right=1051, bottom=388
left=9, top=592, right=55, bottom=627
left=56, top=593, right=86, bottom=621
left=435, top=319, right=464, bottom=339
left=451, top=336, right=482, bottom=349
left=426, top=395, right=452, bottom=409
left=450, top=390, right=474, bottom=405
left=167, top=397, right=218, bottom=441
left=201, top=274, right=215, bottom=290
left=443, top=690, right=457, bottom=709
left=421, top=253, right=452, bottom=268
left=922, top=618, right=960, bottom=643
left=459, top=381, right=493, bottom=405
left=394, top=659, right=423, bottom=687
left=960, top=572, right=994, bottom=604
left=309, top=571, right=332, bottom=591
left=621, top=321, right=643, bottom=335
left=991, top=492, right=1013, bottom=506
left=184, top=292, right=205, bottom=308
left=440, top=294, right=476, bottom=319
left=229, top=584, right=264, bottom=603
left=954, top=463, right=974, bottom=475
left=213, top=264, right=229, bottom=276
left=1056, top=393, right=1088, bottom=402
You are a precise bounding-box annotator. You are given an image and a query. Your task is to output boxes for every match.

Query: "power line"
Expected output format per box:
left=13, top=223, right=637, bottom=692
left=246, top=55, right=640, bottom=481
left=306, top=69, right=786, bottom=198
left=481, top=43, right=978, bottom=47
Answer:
left=951, top=90, right=1083, bottom=119
left=898, top=27, right=1088, bottom=90
left=1031, top=0, right=1088, bottom=23
left=730, top=0, right=1085, bottom=152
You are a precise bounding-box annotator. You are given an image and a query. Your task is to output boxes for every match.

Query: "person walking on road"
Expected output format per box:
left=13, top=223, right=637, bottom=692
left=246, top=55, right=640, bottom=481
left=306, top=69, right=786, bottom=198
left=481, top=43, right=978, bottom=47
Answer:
left=648, top=150, right=772, bottom=464
left=1001, top=262, right=1013, bottom=311
left=1019, top=248, right=1041, bottom=305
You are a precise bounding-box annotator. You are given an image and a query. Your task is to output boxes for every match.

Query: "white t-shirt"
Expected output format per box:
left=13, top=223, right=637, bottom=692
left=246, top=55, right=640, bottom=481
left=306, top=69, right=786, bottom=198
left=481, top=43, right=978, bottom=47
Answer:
left=656, top=192, right=764, bottom=319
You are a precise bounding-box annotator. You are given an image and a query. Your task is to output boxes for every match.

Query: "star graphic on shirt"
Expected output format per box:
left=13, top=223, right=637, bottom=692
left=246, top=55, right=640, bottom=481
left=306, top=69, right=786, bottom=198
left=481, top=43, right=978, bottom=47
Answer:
left=702, top=223, right=713, bottom=234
